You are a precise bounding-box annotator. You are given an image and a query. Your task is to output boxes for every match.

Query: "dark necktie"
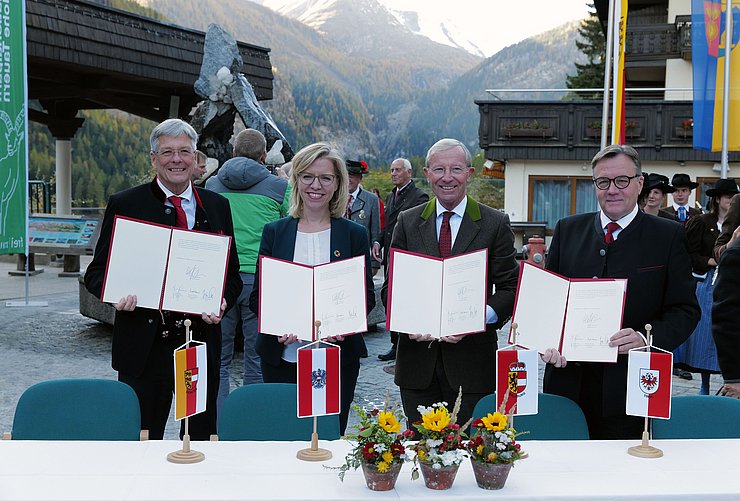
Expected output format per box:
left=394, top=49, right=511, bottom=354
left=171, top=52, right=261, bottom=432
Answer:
left=438, top=211, right=454, bottom=258
left=604, top=221, right=620, bottom=244
left=168, top=196, right=188, bottom=229
left=678, top=206, right=687, bottom=222
left=345, top=194, right=353, bottom=218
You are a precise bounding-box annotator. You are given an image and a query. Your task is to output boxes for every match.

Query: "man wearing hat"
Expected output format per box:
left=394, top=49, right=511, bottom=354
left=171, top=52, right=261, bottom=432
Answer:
left=640, top=173, right=675, bottom=217
left=659, top=173, right=702, bottom=223
left=345, top=160, right=381, bottom=276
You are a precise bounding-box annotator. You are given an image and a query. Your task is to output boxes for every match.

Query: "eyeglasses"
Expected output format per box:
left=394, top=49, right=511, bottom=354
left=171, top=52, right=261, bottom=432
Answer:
left=298, top=173, right=337, bottom=186
left=593, top=174, right=641, bottom=190
left=428, top=166, right=468, bottom=177
left=155, top=148, right=195, bottom=160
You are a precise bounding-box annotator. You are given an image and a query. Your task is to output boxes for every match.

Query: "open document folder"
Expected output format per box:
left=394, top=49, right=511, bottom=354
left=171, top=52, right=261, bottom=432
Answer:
left=101, top=216, right=231, bottom=315
left=510, top=262, right=627, bottom=363
left=258, top=255, right=368, bottom=341
left=386, top=248, right=488, bottom=338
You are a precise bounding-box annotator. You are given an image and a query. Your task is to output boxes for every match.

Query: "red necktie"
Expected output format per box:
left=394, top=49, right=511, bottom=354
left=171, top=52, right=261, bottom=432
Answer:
left=604, top=221, right=620, bottom=244
left=168, top=196, right=188, bottom=229
left=438, top=211, right=454, bottom=258
left=345, top=194, right=353, bottom=218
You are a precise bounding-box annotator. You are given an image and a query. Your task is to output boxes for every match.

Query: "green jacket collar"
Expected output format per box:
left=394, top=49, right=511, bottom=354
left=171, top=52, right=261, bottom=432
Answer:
left=420, top=195, right=482, bottom=221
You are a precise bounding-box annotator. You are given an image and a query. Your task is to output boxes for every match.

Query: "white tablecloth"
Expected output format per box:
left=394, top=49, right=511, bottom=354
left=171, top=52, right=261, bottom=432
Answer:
left=1, top=439, right=738, bottom=500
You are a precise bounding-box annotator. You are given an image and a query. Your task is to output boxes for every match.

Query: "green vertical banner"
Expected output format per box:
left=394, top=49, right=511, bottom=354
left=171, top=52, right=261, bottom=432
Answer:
left=0, top=0, right=28, bottom=255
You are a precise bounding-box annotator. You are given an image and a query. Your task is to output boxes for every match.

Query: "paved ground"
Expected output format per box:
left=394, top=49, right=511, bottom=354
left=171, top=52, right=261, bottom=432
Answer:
left=0, top=256, right=722, bottom=439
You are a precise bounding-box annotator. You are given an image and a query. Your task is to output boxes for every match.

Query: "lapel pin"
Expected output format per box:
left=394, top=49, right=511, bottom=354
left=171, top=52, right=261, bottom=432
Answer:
left=334, top=250, right=341, bottom=258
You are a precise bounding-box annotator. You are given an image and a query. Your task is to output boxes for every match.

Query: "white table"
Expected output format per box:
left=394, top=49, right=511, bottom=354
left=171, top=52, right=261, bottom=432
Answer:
left=1, top=439, right=738, bottom=500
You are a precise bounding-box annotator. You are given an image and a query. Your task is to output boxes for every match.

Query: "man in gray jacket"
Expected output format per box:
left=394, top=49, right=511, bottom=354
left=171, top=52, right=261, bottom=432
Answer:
left=206, top=129, right=290, bottom=412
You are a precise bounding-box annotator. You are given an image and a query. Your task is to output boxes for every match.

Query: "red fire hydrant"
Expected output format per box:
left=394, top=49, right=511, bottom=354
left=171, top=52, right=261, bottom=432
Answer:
left=522, top=235, right=546, bottom=267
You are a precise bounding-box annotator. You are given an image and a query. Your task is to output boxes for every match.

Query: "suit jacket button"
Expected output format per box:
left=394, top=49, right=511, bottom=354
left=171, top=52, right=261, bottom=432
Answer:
left=165, top=208, right=172, bottom=215
left=599, top=249, right=606, bottom=256
left=148, top=318, right=154, bottom=324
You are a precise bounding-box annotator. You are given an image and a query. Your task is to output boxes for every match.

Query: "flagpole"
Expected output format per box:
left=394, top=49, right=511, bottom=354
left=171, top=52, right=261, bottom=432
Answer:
left=720, top=0, right=733, bottom=178
left=627, top=324, right=663, bottom=458
left=601, top=0, right=617, bottom=149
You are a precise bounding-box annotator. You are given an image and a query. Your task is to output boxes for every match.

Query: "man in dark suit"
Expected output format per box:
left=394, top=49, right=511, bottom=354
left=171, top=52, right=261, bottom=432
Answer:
left=85, top=118, right=242, bottom=440
left=712, top=237, right=740, bottom=399
left=659, top=173, right=702, bottom=223
left=373, top=157, right=429, bottom=361
left=380, top=138, right=518, bottom=428
left=542, top=144, right=699, bottom=439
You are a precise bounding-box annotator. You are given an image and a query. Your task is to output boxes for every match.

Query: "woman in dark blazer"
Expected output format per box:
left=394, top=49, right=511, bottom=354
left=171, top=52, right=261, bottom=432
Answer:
left=249, top=142, right=375, bottom=433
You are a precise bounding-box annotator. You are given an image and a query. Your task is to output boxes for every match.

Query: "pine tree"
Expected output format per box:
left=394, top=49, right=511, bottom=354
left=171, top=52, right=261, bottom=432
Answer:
left=565, top=3, right=605, bottom=100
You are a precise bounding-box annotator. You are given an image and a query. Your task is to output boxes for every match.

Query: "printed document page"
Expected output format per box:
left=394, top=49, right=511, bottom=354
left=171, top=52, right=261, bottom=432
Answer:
left=439, top=250, right=487, bottom=337
left=258, top=257, right=314, bottom=341
left=313, top=256, right=368, bottom=338
left=387, top=250, right=443, bottom=337
left=161, top=228, right=231, bottom=315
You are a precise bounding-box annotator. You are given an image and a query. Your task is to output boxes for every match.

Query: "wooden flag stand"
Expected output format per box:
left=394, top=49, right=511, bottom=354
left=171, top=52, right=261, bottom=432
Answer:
left=296, top=320, right=333, bottom=462
left=167, top=320, right=205, bottom=464
left=627, top=324, right=663, bottom=459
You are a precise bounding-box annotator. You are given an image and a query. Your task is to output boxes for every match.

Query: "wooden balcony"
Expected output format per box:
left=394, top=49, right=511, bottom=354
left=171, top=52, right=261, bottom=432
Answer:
left=475, top=100, right=740, bottom=163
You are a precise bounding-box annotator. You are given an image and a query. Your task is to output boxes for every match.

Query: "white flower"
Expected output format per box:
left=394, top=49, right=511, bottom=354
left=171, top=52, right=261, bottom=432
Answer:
left=374, top=443, right=387, bottom=453
left=427, top=438, right=443, bottom=448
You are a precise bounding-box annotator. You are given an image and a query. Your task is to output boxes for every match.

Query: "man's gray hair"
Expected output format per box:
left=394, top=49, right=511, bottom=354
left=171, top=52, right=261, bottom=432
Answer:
left=392, top=158, right=412, bottom=172
left=425, top=138, right=472, bottom=167
left=591, top=144, right=642, bottom=175
left=150, top=118, right=198, bottom=153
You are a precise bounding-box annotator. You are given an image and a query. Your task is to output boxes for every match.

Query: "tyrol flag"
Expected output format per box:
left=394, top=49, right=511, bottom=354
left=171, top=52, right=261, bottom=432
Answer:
left=626, top=350, right=673, bottom=419
left=173, top=342, right=208, bottom=420
left=496, top=348, right=538, bottom=416
left=297, top=344, right=340, bottom=418
left=692, top=0, right=740, bottom=151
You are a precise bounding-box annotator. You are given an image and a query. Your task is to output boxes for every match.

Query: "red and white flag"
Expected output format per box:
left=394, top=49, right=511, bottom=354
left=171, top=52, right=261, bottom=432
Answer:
left=626, top=350, right=672, bottom=419
left=297, top=345, right=340, bottom=418
left=173, top=342, right=208, bottom=420
left=496, top=348, right=538, bottom=415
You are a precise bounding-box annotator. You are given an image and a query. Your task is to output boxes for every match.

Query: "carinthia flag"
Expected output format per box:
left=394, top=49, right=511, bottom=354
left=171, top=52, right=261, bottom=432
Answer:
left=297, top=345, right=340, bottom=418
left=173, top=342, right=208, bottom=420
left=496, top=348, right=538, bottom=416
left=626, top=350, right=672, bottom=419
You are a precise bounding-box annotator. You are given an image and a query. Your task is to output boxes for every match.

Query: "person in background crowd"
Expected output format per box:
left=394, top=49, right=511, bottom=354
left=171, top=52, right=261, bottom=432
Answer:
left=380, top=138, right=518, bottom=430
left=712, top=236, right=740, bottom=399
left=674, top=178, right=738, bottom=394
left=659, top=173, right=702, bottom=223
left=542, top=144, right=699, bottom=439
left=713, top=192, right=740, bottom=261
left=205, top=129, right=290, bottom=413
left=640, top=173, right=674, bottom=216
left=345, top=160, right=381, bottom=277
left=192, top=150, right=208, bottom=184
left=249, top=142, right=375, bottom=434
left=84, top=118, right=242, bottom=440
left=374, top=158, right=429, bottom=362
left=372, top=188, right=386, bottom=231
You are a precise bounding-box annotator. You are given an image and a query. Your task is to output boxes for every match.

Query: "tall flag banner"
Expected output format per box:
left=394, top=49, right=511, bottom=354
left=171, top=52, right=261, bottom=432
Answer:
left=692, top=0, right=740, bottom=151
left=612, top=0, right=628, bottom=144
left=297, top=345, right=340, bottom=418
left=0, top=0, right=28, bottom=255
left=626, top=350, right=672, bottom=419
left=496, top=348, right=538, bottom=416
left=173, top=343, right=208, bottom=420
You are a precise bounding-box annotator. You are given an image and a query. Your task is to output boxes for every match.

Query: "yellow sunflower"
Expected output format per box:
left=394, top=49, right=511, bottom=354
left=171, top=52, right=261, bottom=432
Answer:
left=382, top=451, right=394, bottom=463
left=378, top=411, right=401, bottom=433
left=421, top=407, right=450, bottom=432
left=377, top=461, right=390, bottom=473
left=481, top=412, right=507, bottom=432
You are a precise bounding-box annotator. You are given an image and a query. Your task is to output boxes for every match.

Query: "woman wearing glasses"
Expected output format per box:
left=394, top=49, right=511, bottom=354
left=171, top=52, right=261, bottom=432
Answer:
left=249, top=142, right=375, bottom=434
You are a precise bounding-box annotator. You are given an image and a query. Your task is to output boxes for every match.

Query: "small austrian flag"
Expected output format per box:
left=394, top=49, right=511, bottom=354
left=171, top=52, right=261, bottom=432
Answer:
left=297, top=345, right=340, bottom=418
left=626, top=350, right=672, bottom=419
left=173, top=343, right=208, bottom=420
left=496, top=348, right=538, bottom=415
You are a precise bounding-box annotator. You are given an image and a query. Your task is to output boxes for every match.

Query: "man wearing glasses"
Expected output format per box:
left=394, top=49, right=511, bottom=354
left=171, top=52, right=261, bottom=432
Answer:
left=85, top=118, right=242, bottom=440
left=541, top=144, right=699, bottom=439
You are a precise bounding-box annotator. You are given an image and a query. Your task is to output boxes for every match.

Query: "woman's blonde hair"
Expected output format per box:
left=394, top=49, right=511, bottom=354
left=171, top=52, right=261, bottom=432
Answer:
left=289, top=142, right=349, bottom=219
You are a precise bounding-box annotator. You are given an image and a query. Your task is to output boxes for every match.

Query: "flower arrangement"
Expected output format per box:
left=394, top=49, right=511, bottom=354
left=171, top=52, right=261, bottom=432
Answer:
left=335, top=402, right=412, bottom=482
left=625, top=119, right=639, bottom=130
left=681, top=119, right=693, bottom=130
left=467, top=411, right=523, bottom=465
left=410, top=391, right=469, bottom=480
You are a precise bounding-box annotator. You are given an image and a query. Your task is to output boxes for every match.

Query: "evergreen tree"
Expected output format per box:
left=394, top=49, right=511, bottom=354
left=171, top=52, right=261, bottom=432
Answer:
left=565, top=3, right=605, bottom=100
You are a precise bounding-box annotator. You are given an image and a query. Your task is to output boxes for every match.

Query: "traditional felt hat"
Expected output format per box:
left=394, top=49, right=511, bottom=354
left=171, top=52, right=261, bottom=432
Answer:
left=346, top=160, right=369, bottom=176
left=705, top=178, right=739, bottom=198
left=643, top=173, right=675, bottom=194
left=670, top=173, right=699, bottom=189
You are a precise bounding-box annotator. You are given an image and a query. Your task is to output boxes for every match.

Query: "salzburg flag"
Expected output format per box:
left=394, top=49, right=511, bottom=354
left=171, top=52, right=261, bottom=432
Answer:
left=496, top=348, right=538, bottom=415
left=297, top=345, right=340, bottom=418
left=173, top=342, right=208, bottom=420
left=626, top=350, right=672, bottom=419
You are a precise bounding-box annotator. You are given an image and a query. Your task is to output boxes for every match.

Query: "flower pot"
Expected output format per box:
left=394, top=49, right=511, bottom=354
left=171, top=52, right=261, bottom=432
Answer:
left=470, top=459, right=512, bottom=490
left=418, top=462, right=460, bottom=490
left=361, top=461, right=402, bottom=491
